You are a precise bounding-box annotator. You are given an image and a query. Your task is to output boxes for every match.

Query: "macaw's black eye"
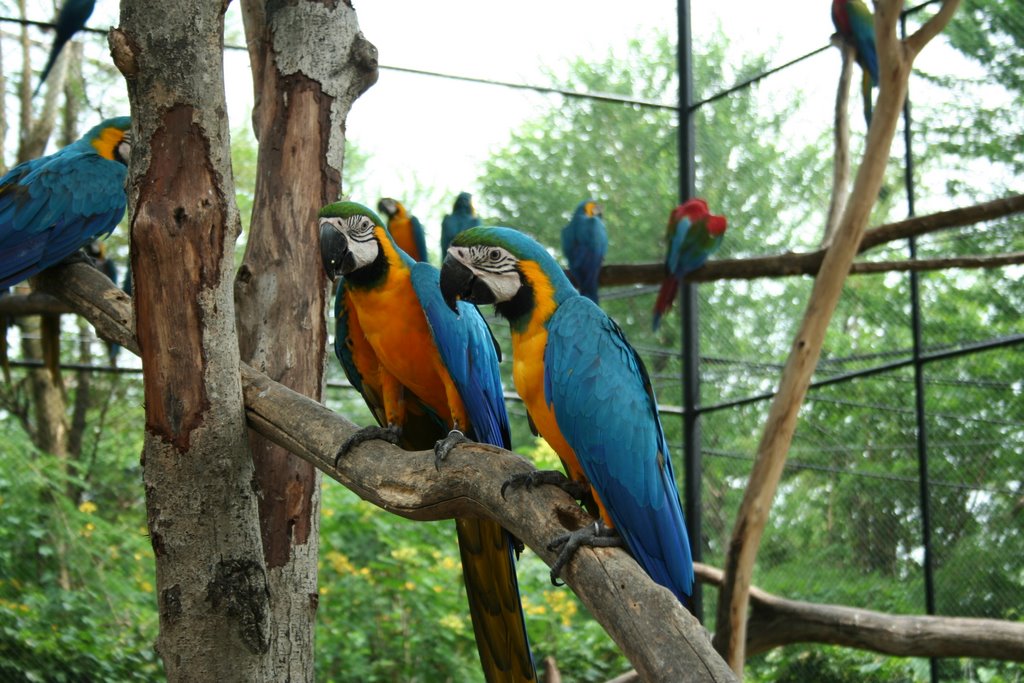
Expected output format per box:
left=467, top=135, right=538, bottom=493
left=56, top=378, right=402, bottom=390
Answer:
left=489, top=249, right=501, bottom=261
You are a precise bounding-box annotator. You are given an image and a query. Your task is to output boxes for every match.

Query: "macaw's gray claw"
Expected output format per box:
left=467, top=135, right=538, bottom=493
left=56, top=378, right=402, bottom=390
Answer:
left=334, top=424, right=401, bottom=467
left=433, top=429, right=469, bottom=470
left=500, top=469, right=591, bottom=501
left=546, top=520, right=623, bottom=586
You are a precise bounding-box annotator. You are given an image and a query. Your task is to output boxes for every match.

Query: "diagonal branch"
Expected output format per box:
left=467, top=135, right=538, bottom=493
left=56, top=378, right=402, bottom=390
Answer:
left=34, top=261, right=736, bottom=683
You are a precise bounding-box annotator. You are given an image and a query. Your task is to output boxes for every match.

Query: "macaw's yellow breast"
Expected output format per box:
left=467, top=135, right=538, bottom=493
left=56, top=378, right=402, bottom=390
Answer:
left=346, top=233, right=452, bottom=421
left=390, top=217, right=416, bottom=258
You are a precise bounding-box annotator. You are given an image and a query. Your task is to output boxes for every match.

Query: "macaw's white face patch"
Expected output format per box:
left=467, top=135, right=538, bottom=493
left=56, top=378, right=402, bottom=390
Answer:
left=447, top=244, right=522, bottom=303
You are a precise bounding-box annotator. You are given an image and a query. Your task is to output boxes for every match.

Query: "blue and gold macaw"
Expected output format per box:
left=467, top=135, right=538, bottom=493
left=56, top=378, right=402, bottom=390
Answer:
left=440, top=192, right=480, bottom=257
left=319, top=201, right=536, bottom=682
left=440, top=227, right=694, bottom=607
left=560, top=199, right=607, bottom=304
left=652, top=199, right=727, bottom=331
left=377, top=197, right=429, bottom=263
left=832, top=0, right=878, bottom=127
left=35, top=0, right=96, bottom=96
left=0, top=116, right=130, bottom=288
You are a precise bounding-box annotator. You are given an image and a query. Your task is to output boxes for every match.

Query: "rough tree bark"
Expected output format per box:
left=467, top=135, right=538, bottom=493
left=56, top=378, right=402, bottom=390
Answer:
left=110, top=2, right=272, bottom=679
left=235, top=1, right=377, bottom=678
left=713, top=1, right=963, bottom=675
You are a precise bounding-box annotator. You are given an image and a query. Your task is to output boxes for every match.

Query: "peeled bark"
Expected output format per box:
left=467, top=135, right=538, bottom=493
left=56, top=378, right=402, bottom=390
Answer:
left=111, top=2, right=271, bottom=679
left=235, top=2, right=377, bottom=678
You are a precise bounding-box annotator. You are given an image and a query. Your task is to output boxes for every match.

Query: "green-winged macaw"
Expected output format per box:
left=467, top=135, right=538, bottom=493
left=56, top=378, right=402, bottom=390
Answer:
left=560, top=200, right=607, bottom=304
left=35, top=0, right=96, bottom=96
left=439, top=227, right=694, bottom=606
left=440, top=192, right=481, bottom=257
left=652, top=199, right=727, bottom=331
left=319, top=201, right=536, bottom=683
left=832, top=0, right=878, bottom=127
left=0, top=116, right=130, bottom=288
left=377, top=197, right=429, bottom=263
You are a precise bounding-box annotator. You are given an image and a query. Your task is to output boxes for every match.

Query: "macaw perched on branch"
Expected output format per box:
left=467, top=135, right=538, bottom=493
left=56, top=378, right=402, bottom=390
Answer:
left=440, top=192, right=480, bottom=257
left=0, top=116, right=130, bottom=289
left=560, top=199, right=607, bottom=304
left=832, top=0, right=879, bottom=127
left=440, top=227, right=694, bottom=607
left=377, top=197, right=429, bottom=263
left=652, top=199, right=728, bottom=331
left=319, top=202, right=536, bottom=683
left=34, top=0, right=96, bottom=97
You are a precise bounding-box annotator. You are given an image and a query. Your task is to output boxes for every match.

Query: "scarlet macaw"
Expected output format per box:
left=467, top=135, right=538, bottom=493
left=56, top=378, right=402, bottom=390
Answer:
left=652, top=199, right=727, bottom=331
left=319, top=202, right=535, bottom=682
left=440, top=192, right=480, bottom=257
left=377, top=197, right=429, bottom=263
left=560, top=199, right=607, bottom=304
left=0, top=116, right=130, bottom=288
left=35, top=0, right=96, bottom=96
left=832, top=0, right=879, bottom=127
left=440, top=227, right=694, bottom=606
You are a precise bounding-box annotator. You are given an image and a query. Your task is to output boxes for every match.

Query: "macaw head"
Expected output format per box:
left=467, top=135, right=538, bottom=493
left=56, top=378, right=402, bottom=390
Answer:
left=453, top=192, right=474, bottom=215
left=376, top=197, right=402, bottom=221
left=440, top=226, right=575, bottom=328
left=574, top=199, right=602, bottom=220
left=318, top=201, right=390, bottom=281
left=86, top=116, right=132, bottom=165
left=668, top=198, right=727, bottom=237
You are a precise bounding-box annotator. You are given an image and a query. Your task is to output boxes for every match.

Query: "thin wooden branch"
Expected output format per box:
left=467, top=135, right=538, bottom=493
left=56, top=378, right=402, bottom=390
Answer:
left=850, top=251, right=1024, bottom=273
left=713, top=2, right=961, bottom=674
left=696, top=563, right=1024, bottom=660
left=599, top=192, right=1024, bottom=285
left=824, top=36, right=854, bottom=247
left=35, top=261, right=736, bottom=683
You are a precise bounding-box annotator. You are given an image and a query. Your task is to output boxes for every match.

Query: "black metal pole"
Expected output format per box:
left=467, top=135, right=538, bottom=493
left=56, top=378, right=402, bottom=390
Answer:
left=901, top=13, right=940, bottom=683
left=677, top=0, right=703, bottom=621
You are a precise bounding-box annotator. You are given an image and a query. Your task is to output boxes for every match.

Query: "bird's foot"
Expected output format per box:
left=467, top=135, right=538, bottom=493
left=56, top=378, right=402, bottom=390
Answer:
left=433, top=429, right=470, bottom=470
left=500, top=469, right=590, bottom=501
left=333, top=424, right=401, bottom=466
left=546, top=520, right=623, bottom=586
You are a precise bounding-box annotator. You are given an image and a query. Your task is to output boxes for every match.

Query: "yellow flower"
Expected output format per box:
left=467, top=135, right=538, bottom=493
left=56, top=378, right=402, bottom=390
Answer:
left=390, top=546, right=418, bottom=562
left=544, top=590, right=577, bottom=627
left=319, top=586, right=329, bottom=596
left=326, top=551, right=355, bottom=576
left=139, top=581, right=154, bottom=593
left=439, top=614, right=465, bottom=633
left=432, top=585, right=443, bottom=594
left=80, top=522, right=96, bottom=538
left=403, top=581, right=416, bottom=591
left=440, top=556, right=460, bottom=571
left=78, top=500, right=98, bottom=515
left=18, top=604, right=29, bottom=613
left=323, top=508, right=335, bottom=518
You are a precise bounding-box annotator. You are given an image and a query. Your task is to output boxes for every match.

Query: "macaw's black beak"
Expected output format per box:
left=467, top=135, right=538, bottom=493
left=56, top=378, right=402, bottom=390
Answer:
left=440, top=255, right=495, bottom=312
left=319, top=221, right=354, bottom=281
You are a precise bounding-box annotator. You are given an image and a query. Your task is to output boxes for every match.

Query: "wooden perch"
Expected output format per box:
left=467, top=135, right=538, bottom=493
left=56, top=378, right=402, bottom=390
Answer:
left=696, top=564, right=1024, bottom=660
left=713, top=1, right=964, bottom=675
left=599, top=192, right=1024, bottom=285
left=34, top=261, right=736, bottom=683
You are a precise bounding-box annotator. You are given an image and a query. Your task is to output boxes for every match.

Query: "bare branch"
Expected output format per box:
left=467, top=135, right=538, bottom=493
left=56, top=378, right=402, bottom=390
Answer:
left=696, top=563, right=1024, bottom=660
left=906, top=0, right=963, bottom=57
left=36, top=261, right=737, bottom=683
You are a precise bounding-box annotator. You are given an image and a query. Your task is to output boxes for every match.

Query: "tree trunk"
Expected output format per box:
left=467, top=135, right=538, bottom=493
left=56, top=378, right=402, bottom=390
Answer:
left=235, top=2, right=376, bottom=679
left=111, top=2, right=272, bottom=679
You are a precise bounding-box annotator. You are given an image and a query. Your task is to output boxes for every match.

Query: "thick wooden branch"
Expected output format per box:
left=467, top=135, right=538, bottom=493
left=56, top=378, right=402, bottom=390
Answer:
left=696, top=563, right=1024, bottom=660
left=35, top=261, right=736, bottom=683
left=598, top=193, right=1024, bottom=285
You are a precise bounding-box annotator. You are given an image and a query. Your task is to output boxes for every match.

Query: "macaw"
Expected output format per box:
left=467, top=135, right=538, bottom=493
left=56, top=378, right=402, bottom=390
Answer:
left=377, top=197, right=429, bottom=263
left=440, top=192, right=480, bottom=257
left=0, top=116, right=131, bottom=289
left=34, top=0, right=97, bottom=97
left=652, top=199, right=727, bottom=331
left=440, top=227, right=694, bottom=606
left=560, top=199, right=607, bottom=304
left=832, top=0, right=879, bottom=127
left=319, top=201, right=536, bottom=682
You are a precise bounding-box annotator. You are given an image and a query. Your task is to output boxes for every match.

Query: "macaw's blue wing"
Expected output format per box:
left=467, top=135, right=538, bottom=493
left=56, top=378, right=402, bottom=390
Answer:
left=561, top=215, right=607, bottom=304
left=411, top=263, right=535, bottom=681
left=0, top=149, right=126, bottom=288
left=410, top=262, right=510, bottom=449
left=544, top=296, right=694, bottom=604
left=409, top=215, right=430, bottom=264
left=441, top=211, right=481, bottom=258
